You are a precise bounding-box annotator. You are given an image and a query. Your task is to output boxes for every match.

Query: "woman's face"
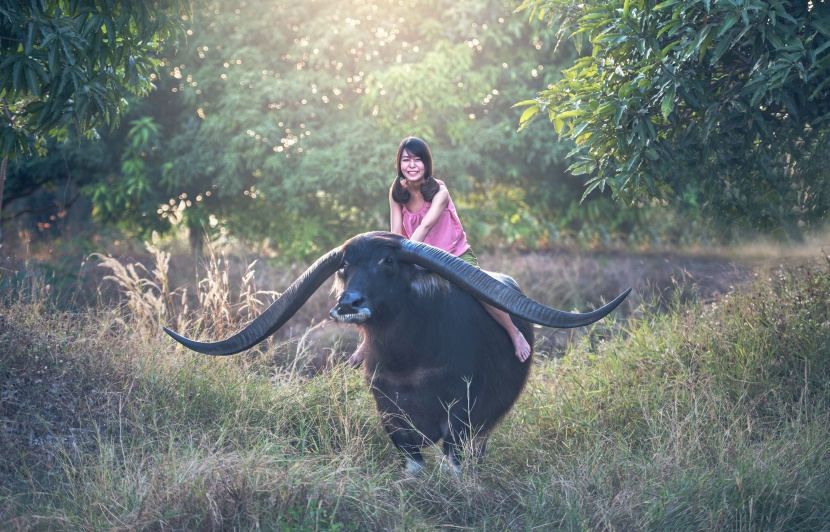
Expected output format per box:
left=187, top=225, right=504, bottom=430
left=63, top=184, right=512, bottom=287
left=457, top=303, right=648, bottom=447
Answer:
left=399, top=149, right=426, bottom=184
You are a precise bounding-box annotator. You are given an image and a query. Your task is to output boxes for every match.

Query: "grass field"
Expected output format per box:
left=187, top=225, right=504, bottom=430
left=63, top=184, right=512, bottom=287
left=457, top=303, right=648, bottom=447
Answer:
left=1, top=245, right=829, bottom=530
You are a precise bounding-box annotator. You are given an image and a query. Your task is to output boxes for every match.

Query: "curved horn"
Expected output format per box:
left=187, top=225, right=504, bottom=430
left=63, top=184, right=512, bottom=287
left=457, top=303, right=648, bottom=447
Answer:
left=163, top=246, right=344, bottom=355
left=399, top=239, right=630, bottom=329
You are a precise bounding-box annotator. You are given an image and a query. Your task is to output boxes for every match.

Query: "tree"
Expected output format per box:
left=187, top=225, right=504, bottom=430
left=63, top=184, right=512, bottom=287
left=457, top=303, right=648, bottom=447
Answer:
left=0, top=0, right=190, bottom=240
left=6, top=0, right=715, bottom=254
left=74, top=0, right=574, bottom=258
left=517, top=0, right=830, bottom=238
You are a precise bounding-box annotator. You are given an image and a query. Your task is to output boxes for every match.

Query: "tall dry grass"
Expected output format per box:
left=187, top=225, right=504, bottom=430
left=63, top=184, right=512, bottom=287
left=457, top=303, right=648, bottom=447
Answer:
left=95, top=233, right=281, bottom=342
left=1, top=243, right=829, bottom=529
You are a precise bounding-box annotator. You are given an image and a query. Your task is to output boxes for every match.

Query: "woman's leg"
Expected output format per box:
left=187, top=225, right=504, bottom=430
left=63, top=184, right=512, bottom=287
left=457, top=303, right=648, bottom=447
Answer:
left=348, top=339, right=366, bottom=367
left=481, top=303, right=532, bottom=362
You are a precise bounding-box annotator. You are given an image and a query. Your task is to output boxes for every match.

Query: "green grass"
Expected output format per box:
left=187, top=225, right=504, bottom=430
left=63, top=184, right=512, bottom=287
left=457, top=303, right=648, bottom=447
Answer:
left=1, top=258, right=829, bottom=530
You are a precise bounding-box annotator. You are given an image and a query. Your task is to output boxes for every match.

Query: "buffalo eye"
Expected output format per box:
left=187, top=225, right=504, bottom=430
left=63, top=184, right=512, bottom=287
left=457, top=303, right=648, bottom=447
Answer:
left=380, top=255, right=397, bottom=276
left=379, top=255, right=397, bottom=270
left=338, top=262, right=348, bottom=276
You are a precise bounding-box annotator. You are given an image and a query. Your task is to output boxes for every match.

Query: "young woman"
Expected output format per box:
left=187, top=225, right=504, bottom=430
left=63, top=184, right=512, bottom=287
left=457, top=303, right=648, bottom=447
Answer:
left=348, top=136, right=532, bottom=367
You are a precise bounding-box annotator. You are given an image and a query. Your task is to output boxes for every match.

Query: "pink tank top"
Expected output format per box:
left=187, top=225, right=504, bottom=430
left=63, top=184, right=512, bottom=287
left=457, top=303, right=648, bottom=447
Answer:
left=402, top=188, right=470, bottom=257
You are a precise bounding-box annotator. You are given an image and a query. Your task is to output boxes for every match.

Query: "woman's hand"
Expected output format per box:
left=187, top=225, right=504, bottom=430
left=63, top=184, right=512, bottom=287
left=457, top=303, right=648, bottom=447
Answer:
left=409, top=185, right=449, bottom=242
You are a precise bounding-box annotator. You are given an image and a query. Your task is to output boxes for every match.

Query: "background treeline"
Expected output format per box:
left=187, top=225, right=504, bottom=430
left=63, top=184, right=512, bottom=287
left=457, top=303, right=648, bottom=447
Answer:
left=4, top=0, right=707, bottom=261
left=5, top=0, right=830, bottom=262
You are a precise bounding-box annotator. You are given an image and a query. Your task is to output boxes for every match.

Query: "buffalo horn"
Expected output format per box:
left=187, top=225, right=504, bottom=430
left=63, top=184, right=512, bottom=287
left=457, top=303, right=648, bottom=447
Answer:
left=398, top=240, right=630, bottom=328
left=163, top=247, right=344, bottom=355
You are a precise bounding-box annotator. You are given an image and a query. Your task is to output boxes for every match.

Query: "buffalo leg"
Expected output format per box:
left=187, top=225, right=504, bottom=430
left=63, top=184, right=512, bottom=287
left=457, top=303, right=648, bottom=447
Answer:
left=472, top=435, right=488, bottom=465
left=442, top=439, right=464, bottom=471
left=441, top=421, right=490, bottom=470
left=394, top=441, right=426, bottom=473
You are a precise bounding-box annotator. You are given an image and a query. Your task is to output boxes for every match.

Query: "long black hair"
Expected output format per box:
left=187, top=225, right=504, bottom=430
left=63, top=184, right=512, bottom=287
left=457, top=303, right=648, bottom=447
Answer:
left=390, top=136, right=440, bottom=204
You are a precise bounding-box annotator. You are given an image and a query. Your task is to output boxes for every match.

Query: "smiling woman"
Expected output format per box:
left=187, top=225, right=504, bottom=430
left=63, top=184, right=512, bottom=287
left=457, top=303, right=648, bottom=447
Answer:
left=400, top=151, right=425, bottom=182
left=389, top=137, right=443, bottom=244
left=339, top=136, right=534, bottom=366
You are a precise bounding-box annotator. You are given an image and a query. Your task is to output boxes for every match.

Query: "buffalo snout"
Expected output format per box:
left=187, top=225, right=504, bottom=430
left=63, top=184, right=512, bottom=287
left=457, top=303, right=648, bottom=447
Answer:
left=330, top=291, right=372, bottom=324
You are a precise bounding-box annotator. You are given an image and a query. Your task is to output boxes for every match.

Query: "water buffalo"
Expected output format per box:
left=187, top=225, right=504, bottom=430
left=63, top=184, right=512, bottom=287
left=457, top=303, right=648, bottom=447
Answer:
left=164, top=231, right=630, bottom=472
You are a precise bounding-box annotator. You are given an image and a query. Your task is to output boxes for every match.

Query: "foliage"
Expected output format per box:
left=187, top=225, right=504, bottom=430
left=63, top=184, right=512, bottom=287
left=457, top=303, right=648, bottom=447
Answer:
left=517, top=0, right=830, bottom=238
left=0, top=134, right=109, bottom=221
left=84, top=117, right=173, bottom=237
left=0, top=0, right=191, bottom=245
left=109, top=0, right=580, bottom=258
left=32, top=0, right=576, bottom=258
left=3, top=0, right=733, bottom=256
left=0, top=0, right=189, bottom=160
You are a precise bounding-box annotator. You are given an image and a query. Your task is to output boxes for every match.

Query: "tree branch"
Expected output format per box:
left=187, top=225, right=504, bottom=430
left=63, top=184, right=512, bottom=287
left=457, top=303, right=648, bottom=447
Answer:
left=0, top=193, right=80, bottom=223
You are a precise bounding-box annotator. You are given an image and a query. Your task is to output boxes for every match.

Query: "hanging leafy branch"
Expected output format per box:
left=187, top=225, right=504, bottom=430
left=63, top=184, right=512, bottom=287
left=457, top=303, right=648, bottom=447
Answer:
left=0, top=0, right=190, bottom=159
left=517, top=0, right=830, bottom=236
left=0, top=0, right=190, bottom=240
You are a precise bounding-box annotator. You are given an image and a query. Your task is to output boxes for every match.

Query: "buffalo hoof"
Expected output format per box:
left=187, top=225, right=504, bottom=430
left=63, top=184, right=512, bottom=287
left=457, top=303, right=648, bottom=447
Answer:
left=440, top=456, right=463, bottom=474
left=404, top=457, right=425, bottom=475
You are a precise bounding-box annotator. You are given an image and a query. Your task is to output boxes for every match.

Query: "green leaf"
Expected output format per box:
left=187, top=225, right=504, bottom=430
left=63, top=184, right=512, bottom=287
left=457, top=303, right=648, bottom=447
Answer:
left=25, top=63, right=41, bottom=96
left=555, top=109, right=584, bottom=120
left=661, top=84, right=676, bottom=118
left=519, top=106, right=539, bottom=131
left=810, top=76, right=830, bottom=100
left=767, top=30, right=785, bottom=50
left=512, top=100, right=538, bottom=108
left=653, top=0, right=681, bottom=11
left=553, top=115, right=565, bottom=134
left=698, top=26, right=715, bottom=63
left=717, top=13, right=740, bottom=37
left=24, top=23, right=35, bottom=54
left=613, top=104, right=626, bottom=126
left=710, top=30, right=735, bottom=64
left=12, top=57, right=24, bottom=93
left=570, top=160, right=597, bottom=176
left=581, top=176, right=606, bottom=199
left=659, top=40, right=680, bottom=59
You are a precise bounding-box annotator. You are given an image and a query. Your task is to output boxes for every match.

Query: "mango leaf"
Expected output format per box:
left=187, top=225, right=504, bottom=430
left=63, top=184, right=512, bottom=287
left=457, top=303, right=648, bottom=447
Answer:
left=661, top=84, right=676, bottom=118
left=717, top=13, right=740, bottom=37
left=698, top=25, right=716, bottom=63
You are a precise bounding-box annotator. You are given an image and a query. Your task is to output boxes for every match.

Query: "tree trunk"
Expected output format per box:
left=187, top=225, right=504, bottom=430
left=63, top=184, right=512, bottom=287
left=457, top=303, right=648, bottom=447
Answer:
left=188, top=218, right=204, bottom=256
left=0, top=156, right=7, bottom=244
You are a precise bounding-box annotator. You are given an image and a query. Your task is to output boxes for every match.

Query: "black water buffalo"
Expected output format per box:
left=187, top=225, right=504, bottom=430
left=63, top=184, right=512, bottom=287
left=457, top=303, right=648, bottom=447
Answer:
left=164, top=231, right=630, bottom=472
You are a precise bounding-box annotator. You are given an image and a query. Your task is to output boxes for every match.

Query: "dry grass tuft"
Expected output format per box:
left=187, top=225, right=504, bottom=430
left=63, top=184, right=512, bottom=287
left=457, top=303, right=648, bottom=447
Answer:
left=2, top=246, right=829, bottom=529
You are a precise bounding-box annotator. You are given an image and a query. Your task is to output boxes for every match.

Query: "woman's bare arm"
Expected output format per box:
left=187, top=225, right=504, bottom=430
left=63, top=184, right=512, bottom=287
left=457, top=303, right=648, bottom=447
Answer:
left=389, top=186, right=404, bottom=236
left=408, top=185, right=449, bottom=242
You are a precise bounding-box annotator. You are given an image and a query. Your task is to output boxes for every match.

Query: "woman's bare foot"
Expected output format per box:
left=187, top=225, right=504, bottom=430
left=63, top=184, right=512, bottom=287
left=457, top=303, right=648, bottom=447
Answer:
left=481, top=303, right=532, bottom=363
left=511, top=331, right=532, bottom=362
